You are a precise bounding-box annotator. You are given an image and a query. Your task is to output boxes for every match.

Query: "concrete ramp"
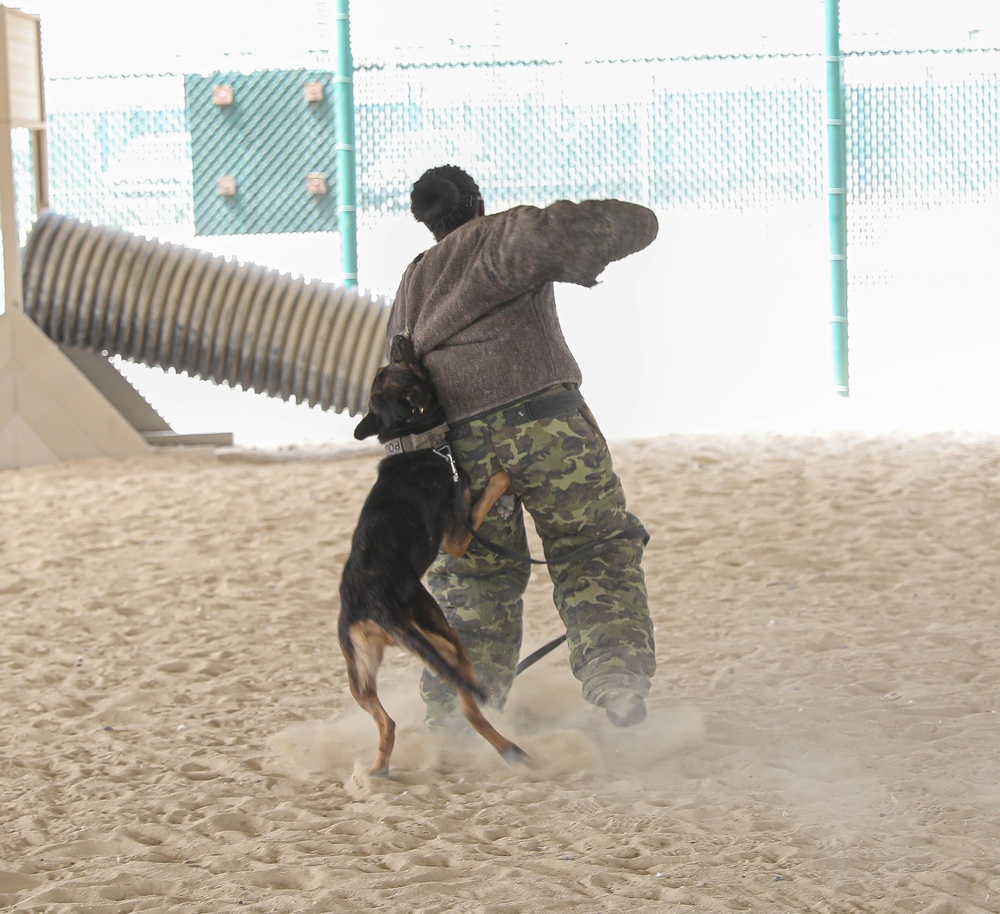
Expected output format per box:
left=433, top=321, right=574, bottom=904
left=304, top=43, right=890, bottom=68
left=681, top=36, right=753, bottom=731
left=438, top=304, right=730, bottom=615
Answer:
left=0, top=307, right=149, bottom=467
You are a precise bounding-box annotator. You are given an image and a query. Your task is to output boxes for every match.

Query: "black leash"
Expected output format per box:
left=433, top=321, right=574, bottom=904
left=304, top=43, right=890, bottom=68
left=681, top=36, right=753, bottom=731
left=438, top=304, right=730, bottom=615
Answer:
left=460, top=515, right=645, bottom=676
left=468, top=521, right=645, bottom=678
left=515, top=633, right=568, bottom=676
left=451, top=461, right=646, bottom=677
left=463, top=518, right=648, bottom=567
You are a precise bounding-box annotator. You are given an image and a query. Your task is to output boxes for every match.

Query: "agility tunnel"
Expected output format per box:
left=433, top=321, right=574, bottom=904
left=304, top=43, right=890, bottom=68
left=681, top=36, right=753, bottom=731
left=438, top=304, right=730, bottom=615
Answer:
left=20, top=210, right=390, bottom=417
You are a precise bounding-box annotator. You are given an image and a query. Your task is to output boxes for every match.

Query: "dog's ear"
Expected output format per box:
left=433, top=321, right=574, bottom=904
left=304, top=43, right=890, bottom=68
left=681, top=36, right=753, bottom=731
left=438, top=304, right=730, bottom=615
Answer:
left=406, top=387, right=432, bottom=415
left=354, top=411, right=379, bottom=440
left=389, top=334, right=416, bottom=363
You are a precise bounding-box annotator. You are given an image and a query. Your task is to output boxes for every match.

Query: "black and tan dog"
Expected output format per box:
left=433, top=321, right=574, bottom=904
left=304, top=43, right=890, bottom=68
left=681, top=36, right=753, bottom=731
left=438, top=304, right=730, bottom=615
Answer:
left=339, top=334, right=528, bottom=778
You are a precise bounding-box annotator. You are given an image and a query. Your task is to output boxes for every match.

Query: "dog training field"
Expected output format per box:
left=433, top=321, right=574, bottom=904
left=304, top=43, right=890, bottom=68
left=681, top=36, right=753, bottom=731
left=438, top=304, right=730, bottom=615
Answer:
left=2, top=434, right=998, bottom=912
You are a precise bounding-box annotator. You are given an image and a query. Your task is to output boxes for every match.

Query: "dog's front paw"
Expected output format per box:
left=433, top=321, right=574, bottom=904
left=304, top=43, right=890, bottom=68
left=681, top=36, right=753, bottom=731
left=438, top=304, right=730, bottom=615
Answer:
left=495, top=494, right=517, bottom=520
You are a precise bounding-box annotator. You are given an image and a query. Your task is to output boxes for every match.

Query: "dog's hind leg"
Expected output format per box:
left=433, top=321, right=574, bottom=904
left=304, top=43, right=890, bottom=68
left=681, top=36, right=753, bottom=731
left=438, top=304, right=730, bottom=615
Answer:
left=406, top=593, right=529, bottom=767
left=438, top=623, right=530, bottom=768
left=457, top=687, right=530, bottom=768
left=342, top=620, right=397, bottom=777
left=443, top=470, right=513, bottom=559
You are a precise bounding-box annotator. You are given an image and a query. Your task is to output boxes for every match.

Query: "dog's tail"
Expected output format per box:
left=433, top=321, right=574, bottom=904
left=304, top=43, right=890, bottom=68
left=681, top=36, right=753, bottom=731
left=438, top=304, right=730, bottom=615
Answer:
left=393, top=621, right=488, bottom=704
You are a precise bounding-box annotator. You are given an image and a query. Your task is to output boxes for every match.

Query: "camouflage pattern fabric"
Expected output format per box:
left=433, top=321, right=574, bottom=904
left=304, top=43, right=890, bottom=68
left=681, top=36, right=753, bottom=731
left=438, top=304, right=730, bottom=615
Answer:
left=421, top=387, right=656, bottom=729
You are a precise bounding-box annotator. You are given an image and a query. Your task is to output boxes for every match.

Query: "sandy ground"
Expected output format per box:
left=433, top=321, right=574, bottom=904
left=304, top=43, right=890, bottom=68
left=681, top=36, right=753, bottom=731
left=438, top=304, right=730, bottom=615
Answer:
left=2, top=432, right=999, bottom=913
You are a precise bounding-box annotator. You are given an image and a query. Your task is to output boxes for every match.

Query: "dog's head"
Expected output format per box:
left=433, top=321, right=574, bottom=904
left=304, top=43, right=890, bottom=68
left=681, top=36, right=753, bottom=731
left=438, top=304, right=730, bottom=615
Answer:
left=354, top=334, right=445, bottom=441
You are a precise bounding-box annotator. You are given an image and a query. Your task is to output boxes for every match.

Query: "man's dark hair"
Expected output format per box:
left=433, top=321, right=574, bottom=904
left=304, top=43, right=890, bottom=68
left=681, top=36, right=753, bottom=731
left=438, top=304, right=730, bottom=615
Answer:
left=410, top=165, right=482, bottom=240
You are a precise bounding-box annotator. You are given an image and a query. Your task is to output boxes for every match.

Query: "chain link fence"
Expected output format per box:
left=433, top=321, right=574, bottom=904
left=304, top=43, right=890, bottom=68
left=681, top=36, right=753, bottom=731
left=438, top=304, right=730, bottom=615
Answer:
left=17, top=46, right=998, bottom=278
left=8, top=14, right=1000, bottom=418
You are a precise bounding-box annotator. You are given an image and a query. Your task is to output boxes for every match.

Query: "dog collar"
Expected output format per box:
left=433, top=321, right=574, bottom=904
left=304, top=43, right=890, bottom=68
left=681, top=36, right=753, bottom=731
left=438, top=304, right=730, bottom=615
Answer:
left=382, top=422, right=450, bottom=457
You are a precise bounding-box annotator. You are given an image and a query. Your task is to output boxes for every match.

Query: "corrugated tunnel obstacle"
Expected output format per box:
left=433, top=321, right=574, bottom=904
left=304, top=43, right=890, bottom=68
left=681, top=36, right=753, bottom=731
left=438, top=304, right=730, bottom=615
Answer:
left=21, top=210, right=390, bottom=418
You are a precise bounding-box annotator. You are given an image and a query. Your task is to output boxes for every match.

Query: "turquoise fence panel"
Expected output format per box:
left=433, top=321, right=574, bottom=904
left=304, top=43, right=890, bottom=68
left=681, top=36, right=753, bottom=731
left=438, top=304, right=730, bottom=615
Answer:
left=184, top=69, right=339, bottom=236
left=25, top=75, right=190, bottom=237
left=352, top=55, right=827, bottom=215
left=845, top=51, right=1000, bottom=204
left=20, top=50, right=1000, bottom=286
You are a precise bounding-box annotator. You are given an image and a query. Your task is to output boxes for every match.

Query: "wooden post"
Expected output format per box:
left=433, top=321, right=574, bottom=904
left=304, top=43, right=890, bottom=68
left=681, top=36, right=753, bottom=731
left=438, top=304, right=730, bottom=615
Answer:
left=0, top=5, right=46, bottom=314
left=0, top=6, right=151, bottom=467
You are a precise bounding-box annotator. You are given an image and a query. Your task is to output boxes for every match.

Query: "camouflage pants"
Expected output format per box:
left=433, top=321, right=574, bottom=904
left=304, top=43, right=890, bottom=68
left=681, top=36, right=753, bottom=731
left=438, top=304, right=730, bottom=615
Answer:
left=421, top=387, right=656, bottom=727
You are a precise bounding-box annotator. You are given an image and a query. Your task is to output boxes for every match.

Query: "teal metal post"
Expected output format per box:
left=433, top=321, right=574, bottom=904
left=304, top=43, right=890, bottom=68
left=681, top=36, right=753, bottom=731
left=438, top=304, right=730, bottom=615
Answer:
left=825, top=0, right=849, bottom=395
left=333, top=0, right=358, bottom=287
